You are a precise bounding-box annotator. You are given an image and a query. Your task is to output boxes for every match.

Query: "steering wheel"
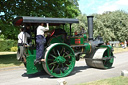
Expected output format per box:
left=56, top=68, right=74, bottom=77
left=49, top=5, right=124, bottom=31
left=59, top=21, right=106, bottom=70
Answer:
left=50, top=30, right=55, bottom=37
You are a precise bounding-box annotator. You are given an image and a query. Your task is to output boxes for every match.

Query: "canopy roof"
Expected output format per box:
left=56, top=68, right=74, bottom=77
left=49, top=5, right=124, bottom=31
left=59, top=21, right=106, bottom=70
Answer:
left=13, top=16, right=79, bottom=26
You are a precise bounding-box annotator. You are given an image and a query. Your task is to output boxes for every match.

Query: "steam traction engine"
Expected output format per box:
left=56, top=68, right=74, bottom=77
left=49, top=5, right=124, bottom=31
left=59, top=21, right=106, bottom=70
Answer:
left=13, top=16, right=114, bottom=77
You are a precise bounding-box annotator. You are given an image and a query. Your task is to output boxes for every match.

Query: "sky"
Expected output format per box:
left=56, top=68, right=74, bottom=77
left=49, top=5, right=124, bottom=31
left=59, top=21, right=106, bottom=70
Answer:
left=78, top=0, right=128, bottom=15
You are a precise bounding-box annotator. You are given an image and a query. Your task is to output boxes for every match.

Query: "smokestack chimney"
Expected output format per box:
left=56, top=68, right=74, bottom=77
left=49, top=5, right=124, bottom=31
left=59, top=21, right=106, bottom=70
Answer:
left=87, top=16, right=94, bottom=40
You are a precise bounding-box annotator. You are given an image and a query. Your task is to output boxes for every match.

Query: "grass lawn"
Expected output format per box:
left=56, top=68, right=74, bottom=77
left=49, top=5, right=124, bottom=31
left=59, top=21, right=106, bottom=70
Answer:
left=0, top=54, right=23, bottom=68
left=113, top=47, right=128, bottom=53
left=78, top=76, right=128, bottom=85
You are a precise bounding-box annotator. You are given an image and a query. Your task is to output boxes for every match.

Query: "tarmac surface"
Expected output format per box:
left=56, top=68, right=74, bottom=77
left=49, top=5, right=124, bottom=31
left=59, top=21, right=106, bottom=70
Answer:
left=0, top=52, right=128, bottom=85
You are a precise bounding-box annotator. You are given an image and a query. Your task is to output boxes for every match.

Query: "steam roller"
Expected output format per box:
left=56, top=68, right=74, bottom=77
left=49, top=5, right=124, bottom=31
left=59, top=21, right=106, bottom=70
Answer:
left=13, top=16, right=114, bottom=78
left=84, top=16, right=114, bottom=69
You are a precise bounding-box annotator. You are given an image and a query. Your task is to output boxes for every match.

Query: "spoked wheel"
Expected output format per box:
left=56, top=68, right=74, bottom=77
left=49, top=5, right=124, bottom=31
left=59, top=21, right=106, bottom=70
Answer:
left=43, top=43, right=75, bottom=77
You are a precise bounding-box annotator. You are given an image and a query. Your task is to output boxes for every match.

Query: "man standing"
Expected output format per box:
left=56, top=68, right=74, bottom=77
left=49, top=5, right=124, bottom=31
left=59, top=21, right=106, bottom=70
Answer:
left=17, top=28, right=30, bottom=62
left=34, top=23, right=49, bottom=64
left=18, top=28, right=30, bottom=46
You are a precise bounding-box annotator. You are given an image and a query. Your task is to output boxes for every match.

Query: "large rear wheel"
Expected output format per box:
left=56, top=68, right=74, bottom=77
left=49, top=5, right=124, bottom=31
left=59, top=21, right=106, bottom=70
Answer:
left=43, top=43, right=75, bottom=77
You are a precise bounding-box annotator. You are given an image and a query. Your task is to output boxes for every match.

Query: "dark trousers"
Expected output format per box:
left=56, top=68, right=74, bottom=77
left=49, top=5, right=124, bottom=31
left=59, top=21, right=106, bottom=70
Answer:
left=36, top=35, right=46, bottom=60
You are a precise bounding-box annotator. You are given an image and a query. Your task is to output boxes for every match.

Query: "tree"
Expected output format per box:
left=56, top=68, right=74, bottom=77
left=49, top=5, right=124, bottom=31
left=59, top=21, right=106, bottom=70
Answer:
left=94, top=10, right=128, bottom=42
left=0, top=20, right=19, bottom=39
left=0, top=0, right=80, bottom=39
left=92, top=14, right=116, bottom=42
left=0, top=0, right=80, bottom=21
left=72, top=14, right=88, bottom=33
left=72, top=10, right=128, bottom=42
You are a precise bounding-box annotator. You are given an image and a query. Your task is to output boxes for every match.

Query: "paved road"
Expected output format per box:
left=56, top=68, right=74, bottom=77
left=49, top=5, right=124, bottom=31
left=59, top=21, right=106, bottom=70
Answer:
left=0, top=52, right=128, bottom=85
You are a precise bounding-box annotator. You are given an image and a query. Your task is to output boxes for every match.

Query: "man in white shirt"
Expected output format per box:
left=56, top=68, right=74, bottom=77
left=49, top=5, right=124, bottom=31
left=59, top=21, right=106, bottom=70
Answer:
left=17, top=28, right=30, bottom=61
left=34, top=23, right=49, bottom=64
left=18, top=28, right=30, bottom=46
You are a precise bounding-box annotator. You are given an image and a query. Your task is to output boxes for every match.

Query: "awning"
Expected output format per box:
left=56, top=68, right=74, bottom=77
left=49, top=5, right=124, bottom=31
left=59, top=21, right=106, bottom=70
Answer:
left=13, top=16, right=79, bottom=26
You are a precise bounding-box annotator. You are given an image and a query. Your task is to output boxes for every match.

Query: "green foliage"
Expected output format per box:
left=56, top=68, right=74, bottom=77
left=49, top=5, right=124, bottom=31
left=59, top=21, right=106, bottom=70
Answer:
left=0, top=34, right=5, bottom=40
left=0, top=40, right=17, bottom=51
left=10, top=47, right=18, bottom=52
left=93, top=10, right=128, bottom=42
left=72, top=14, right=88, bottom=33
left=0, top=0, right=80, bottom=40
left=73, top=10, right=128, bottom=42
left=0, top=21, right=19, bottom=39
left=93, top=15, right=116, bottom=42
left=0, top=0, right=80, bottom=21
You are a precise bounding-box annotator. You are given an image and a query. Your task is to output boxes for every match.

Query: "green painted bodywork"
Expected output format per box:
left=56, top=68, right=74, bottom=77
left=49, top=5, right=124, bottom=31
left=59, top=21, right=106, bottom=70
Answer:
left=70, top=37, right=84, bottom=45
left=25, top=36, right=113, bottom=75
left=100, top=45, right=114, bottom=69
left=26, top=35, right=69, bottom=75
left=100, top=45, right=112, bottom=56
left=26, top=48, right=43, bottom=74
left=83, top=34, right=87, bottom=40
left=84, top=43, right=91, bottom=53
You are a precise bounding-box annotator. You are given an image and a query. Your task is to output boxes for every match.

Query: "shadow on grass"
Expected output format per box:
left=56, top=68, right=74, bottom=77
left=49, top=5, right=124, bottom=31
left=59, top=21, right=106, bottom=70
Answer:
left=0, top=54, right=22, bottom=66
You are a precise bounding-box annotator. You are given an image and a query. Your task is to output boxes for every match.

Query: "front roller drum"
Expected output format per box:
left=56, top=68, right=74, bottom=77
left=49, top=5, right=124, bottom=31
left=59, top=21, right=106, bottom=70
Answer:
left=85, top=48, right=114, bottom=69
left=43, top=43, right=75, bottom=77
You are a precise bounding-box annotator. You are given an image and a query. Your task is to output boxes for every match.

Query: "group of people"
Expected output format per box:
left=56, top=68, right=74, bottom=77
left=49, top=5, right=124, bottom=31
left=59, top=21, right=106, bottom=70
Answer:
left=18, top=23, right=49, bottom=65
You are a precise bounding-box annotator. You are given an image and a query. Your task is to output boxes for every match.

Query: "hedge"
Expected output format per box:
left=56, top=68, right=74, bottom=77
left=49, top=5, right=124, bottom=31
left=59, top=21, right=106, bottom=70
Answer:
left=0, top=40, right=17, bottom=51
